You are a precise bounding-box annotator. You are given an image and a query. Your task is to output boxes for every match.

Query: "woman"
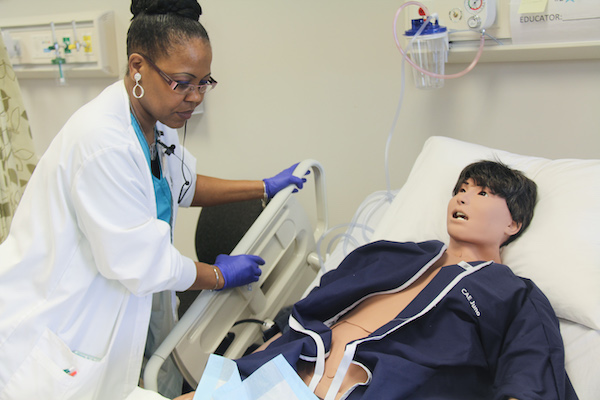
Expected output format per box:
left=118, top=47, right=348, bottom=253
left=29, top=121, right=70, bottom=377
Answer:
left=0, top=1, right=303, bottom=399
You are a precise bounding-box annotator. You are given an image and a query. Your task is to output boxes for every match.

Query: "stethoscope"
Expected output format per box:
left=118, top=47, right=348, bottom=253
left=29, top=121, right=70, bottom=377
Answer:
left=131, top=104, right=192, bottom=206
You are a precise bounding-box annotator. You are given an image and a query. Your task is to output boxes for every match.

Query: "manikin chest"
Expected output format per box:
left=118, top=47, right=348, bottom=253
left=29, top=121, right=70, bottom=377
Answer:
left=300, top=264, right=443, bottom=399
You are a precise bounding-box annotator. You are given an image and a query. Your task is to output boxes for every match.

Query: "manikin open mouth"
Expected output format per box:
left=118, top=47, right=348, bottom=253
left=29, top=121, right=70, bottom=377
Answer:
left=453, top=211, right=468, bottom=220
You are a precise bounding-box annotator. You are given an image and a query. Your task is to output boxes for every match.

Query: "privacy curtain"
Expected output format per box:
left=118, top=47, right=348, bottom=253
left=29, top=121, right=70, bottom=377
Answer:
left=0, top=34, right=37, bottom=242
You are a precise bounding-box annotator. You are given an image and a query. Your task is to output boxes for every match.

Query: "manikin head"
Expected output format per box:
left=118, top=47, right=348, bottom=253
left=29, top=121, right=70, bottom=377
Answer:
left=447, top=161, right=537, bottom=250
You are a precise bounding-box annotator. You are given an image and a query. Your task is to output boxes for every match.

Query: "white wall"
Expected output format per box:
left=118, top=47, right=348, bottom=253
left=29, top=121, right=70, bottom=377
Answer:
left=3, top=0, right=600, bottom=260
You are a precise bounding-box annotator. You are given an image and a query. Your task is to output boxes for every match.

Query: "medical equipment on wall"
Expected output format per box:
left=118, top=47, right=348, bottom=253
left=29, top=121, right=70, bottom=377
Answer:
left=0, top=11, right=118, bottom=82
left=416, top=0, right=600, bottom=62
left=49, top=22, right=68, bottom=85
left=395, top=1, right=493, bottom=90
left=398, top=0, right=600, bottom=83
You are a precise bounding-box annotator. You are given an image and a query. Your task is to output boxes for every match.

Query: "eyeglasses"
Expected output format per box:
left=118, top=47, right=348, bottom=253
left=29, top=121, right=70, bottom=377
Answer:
left=139, top=53, right=217, bottom=95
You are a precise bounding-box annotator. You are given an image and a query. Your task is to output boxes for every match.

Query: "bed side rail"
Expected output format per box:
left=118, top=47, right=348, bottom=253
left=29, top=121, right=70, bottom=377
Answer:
left=143, top=159, right=327, bottom=391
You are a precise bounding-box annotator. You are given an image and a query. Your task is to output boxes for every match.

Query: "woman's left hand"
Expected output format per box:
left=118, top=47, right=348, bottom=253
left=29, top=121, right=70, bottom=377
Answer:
left=263, top=163, right=309, bottom=198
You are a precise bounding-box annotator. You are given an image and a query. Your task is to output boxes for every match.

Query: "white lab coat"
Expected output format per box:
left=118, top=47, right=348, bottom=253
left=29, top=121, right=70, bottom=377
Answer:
left=0, top=81, right=198, bottom=399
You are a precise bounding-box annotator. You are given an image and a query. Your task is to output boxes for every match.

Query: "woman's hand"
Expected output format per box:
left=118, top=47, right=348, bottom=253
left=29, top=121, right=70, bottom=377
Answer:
left=263, top=163, right=308, bottom=198
left=215, top=254, right=264, bottom=289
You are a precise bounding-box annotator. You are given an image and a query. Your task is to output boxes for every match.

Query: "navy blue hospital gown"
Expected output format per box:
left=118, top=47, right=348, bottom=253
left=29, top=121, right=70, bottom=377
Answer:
left=235, top=240, right=578, bottom=400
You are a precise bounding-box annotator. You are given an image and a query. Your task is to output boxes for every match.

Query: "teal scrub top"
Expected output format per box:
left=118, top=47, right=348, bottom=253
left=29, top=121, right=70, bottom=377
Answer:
left=131, top=114, right=173, bottom=228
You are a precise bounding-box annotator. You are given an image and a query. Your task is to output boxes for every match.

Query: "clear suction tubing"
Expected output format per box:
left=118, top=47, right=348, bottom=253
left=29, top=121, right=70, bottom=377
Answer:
left=394, top=1, right=486, bottom=90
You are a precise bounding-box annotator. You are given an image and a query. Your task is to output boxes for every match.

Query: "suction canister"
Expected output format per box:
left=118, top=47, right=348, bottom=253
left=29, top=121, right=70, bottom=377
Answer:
left=404, top=18, right=449, bottom=89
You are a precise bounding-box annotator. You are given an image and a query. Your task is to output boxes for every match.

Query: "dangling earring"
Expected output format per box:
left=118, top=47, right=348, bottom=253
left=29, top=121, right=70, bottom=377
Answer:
left=132, top=72, right=144, bottom=99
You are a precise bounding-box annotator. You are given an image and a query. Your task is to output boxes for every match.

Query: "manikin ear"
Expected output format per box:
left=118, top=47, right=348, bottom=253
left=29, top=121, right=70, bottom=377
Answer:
left=505, top=220, right=522, bottom=238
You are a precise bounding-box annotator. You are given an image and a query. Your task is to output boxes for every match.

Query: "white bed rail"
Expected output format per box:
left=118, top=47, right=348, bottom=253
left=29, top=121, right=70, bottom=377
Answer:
left=143, top=159, right=327, bottom=392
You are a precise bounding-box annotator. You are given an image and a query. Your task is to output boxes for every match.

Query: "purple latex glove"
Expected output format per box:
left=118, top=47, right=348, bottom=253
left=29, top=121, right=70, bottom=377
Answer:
left=215, top=254, right=264, bottom=289
left=263, top=163, right=309, bottom=199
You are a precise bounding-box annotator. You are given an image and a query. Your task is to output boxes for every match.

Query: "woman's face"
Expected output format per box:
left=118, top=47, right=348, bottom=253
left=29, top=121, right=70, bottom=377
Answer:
left=138, top=38, right=213, bottom=129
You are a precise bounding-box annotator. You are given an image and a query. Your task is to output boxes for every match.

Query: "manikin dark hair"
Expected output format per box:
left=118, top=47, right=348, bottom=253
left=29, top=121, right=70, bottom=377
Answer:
left=452, top=160, right=537, bottom=247
left=127, top=0, right=209, bottom=62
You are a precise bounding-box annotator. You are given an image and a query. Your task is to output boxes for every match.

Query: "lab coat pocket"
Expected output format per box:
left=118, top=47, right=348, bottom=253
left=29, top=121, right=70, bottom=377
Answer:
left=1, top=328, right=104, bottom=400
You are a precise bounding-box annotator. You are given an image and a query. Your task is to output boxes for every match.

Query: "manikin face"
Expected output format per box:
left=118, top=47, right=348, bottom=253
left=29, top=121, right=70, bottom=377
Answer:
left=447, top=179, right=521, bottom=249
left=136, top=38, right=213, bottom=129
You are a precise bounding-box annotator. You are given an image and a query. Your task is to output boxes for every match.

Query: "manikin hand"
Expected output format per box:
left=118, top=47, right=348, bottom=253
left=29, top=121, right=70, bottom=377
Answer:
left=173, top=392, right=195, bottom=400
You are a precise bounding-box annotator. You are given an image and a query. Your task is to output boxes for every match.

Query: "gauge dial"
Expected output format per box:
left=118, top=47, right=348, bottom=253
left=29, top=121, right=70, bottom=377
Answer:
left=466, top=0, right=484, bottom=13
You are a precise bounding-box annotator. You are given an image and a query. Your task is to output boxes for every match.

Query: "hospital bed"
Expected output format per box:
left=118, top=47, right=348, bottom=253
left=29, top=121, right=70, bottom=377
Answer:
left=145, top=137, right=600, bottom=400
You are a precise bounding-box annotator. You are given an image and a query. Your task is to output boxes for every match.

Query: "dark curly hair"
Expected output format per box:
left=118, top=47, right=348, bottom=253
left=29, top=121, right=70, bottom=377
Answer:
left=452, top=160, right=537, bottom=247
left=127, top=0, right=209, bottom=61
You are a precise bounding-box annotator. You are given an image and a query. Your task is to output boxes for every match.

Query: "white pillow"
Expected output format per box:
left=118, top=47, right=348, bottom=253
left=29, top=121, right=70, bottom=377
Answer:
left=373, top=136, right=600, bottom=330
